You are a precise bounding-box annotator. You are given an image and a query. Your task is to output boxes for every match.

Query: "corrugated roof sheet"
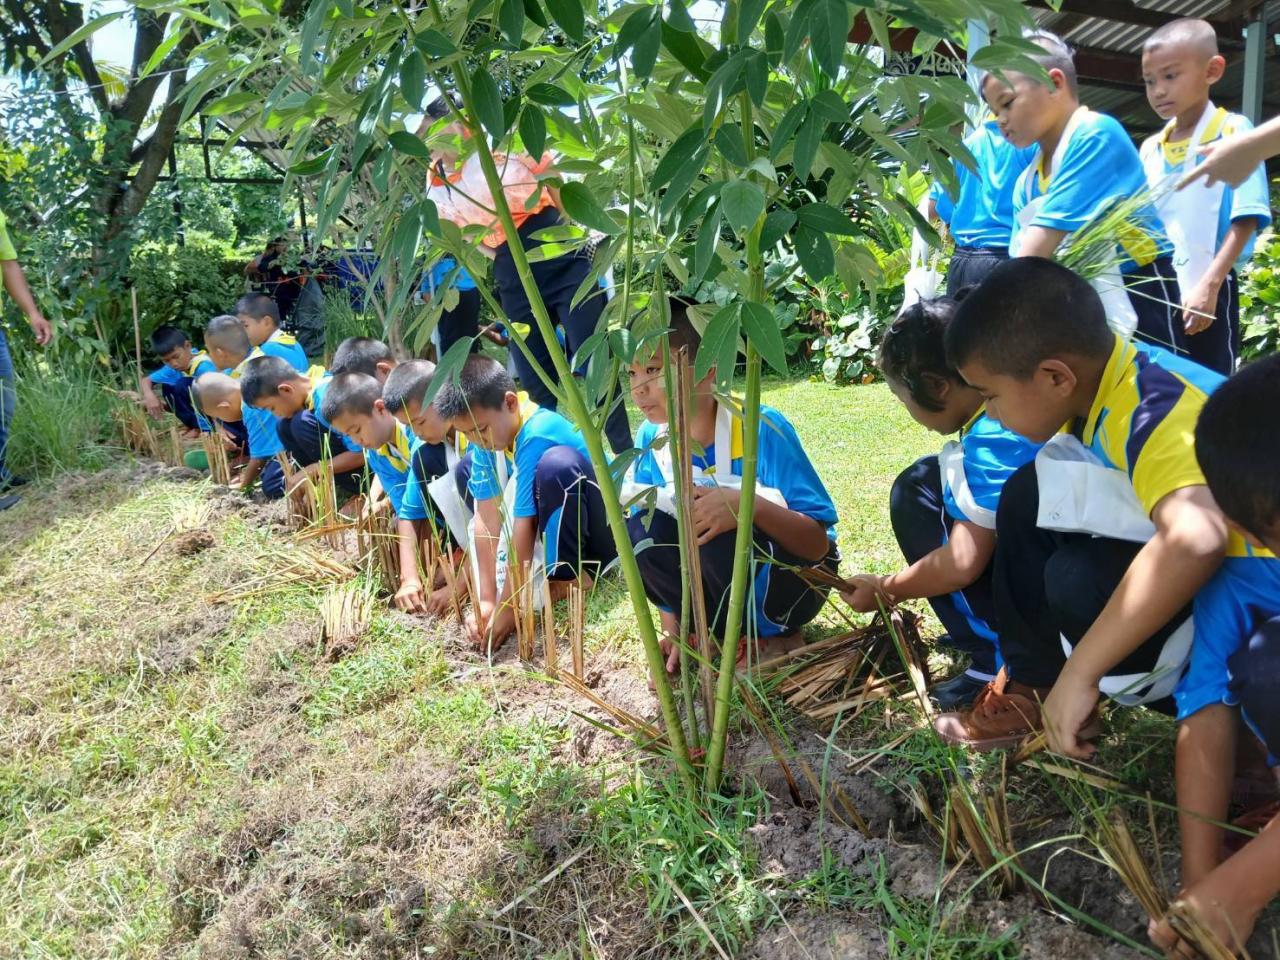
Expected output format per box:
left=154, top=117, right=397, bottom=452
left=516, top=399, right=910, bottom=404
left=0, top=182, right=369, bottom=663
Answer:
left=1034, top=1, right=1235, bottom=55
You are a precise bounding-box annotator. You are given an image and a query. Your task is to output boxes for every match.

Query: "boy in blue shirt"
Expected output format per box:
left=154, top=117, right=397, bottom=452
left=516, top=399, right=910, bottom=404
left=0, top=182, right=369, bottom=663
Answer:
left=238, top=355, right=367, bottom=500
left=236, top=292, right=309, bottom=370
left=1140, top=18, right=1272, bottom=374
left=418, top=256, right=480, bottom=357
left=138, top=324, right=216, bottom=437
left=435, top=355, right=616, bottom=651
left=626, top=302, right=839, bottom=678
left=929, top=120, right=1036, bottom=294
left=982, top=31, right=1183, bottom=355
left=320, top=372, right=432, bottom=613
left=843, top=297, right=1041, bottom=709
left=191, top=369, right=286, bottom=499
left=1145, top=355, right=1280, bottom=957
left=330, top=336, right=398, bottom=383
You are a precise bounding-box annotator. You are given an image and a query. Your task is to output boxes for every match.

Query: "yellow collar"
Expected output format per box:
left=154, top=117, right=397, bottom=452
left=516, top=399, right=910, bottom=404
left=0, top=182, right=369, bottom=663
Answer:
left=508, top=392, right=537, bottom=454
left=376, top=421, right=414, bottom=471
left=960, top=407, right=984, bottom=438
left=304, top=365, right=328, bottom=411
left=1079, top=334, right=1133, bottom=446
left=188, top=351, right=212, bottom=376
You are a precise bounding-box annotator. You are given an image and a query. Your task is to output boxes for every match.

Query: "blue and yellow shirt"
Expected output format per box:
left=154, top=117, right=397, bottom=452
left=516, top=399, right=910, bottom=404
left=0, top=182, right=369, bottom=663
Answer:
left=942, top=410, right=1042, bottom=528
left=421, top=256, right=478, bottom=295
left=401, top=433, right=468, bottom=522
left=930, top=120, right=1036, bottom=249
left=468, top=395, right=588, bottom=518
left=1140, top=105, right=1272, bottom=269
left=148, top=348, right=217, bottom=387
left=1014, top=109, right=1173, bottom=272
left=258, top=329, right=309, bottom=372
left=364, top=419, right=423, bottom=519
left=305, top=370, right=362, bottom=454
left=230, top=357, right=284, bottom=459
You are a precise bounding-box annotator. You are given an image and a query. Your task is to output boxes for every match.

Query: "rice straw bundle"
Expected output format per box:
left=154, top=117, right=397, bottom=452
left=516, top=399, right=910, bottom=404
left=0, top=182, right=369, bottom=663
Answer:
left=319, top=581, right=375, bottom=659
left=205, top=543, right=355, bottom=603
left=355, top=499, right=400, bottom=592
left=947, top=775, right=1021, bottom=893
left=203, top=430, right=232, bottom=485
left=163, top=422, right=186, bottom=466
left=115, top=405, right=159, bottom=458
left=511, top=560, right=536, bottom=662
left=541, top=586, right=559, bottom=677
left=560, top=670, right=664, bottom=747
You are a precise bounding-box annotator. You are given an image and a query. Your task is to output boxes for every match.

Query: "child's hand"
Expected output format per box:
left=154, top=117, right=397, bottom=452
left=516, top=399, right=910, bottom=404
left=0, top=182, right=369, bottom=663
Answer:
left=839, top=574, right=886, bottom=613
left=691, top=484, right=739, bottom=545
left=393, top=578, right=427, bottom=613
left=1041, top=669, right=1100, bottom=760
left=466, top=598, right=496, bottom=647
left=1182, top=277, right=1220, bottom=335
left=142, top=394, right=166, bottom=418
left=1148, top=865, right=1265, bottom=958
left=425, top=584, right=455, bottom=618
left=658, top=633, right=684, bottom=674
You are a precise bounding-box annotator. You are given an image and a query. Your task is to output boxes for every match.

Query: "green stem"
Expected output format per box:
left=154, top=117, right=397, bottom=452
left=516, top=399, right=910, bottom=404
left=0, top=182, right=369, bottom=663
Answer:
left=703, top=90, right=767, bottom=792
left=447, top=56, right=697, bottom=789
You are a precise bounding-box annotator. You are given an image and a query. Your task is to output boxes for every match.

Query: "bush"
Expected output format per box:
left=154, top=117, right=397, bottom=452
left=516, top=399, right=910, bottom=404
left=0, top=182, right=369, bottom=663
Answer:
left=6, top=359, right=122, bottom=478
left=1239, top=229, right=1280, bottom=361
left=129, top=232, right=253, bottom=343
left=805, top=283, right=900, bottom=384
left=321, top=290, right=382, bottom=363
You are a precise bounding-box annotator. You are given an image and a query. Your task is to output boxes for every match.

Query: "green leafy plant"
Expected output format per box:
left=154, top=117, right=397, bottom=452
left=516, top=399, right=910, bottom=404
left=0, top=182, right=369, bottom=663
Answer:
left=1239, top=229, right=1280, bottom=360
left=129, top=233, right=252, bottom=341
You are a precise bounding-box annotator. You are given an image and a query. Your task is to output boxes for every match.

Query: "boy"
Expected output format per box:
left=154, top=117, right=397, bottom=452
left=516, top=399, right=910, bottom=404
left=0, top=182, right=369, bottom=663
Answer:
left=1146, top=355, right=1280, bottom=956
left=383, top=359, right=476, bottom=615
left=330, top=337, right=397, bottom=382
left=434, top=355, right=616, bottom=650
left=932, top=257, right=1234, bottom=758
left=320, top=372, right=432, bottom=613
left=138, top=324, right=216, bottom=437
left=236, top=292, right=309, bottom=368
left=929, top=118, right=1036, bottom=294
left=237, top=355, right=367, bottom=499
left=1140, top=18, right=1272, bottom=374
left=625, top=303, right=839, bottom=675
left=983, top=31, right=1183, bottom=353
left=202, top=315, right=286, bottom=498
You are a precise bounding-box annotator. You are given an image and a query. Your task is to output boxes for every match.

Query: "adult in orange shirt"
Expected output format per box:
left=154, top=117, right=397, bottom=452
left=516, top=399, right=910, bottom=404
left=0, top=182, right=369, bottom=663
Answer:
left=421, top=97, right=630, bottom=455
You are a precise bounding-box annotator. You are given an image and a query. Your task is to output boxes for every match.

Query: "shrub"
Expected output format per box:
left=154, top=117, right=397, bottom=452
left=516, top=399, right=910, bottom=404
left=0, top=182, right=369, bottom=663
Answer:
left=5, top=359, right=122, bottom=478
left=1239, top=229, right=1280, bottom=361
left=129, top=232, right=252, bottom=343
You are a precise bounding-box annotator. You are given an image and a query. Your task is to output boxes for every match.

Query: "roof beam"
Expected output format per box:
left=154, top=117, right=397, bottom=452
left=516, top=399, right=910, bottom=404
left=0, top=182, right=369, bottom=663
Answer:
left=1025, top=0, right=1245, bottom=35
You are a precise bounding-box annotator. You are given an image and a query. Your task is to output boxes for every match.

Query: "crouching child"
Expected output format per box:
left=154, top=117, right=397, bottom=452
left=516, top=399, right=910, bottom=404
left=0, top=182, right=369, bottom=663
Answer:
left=435, top=355, right=617, bottom=651
left=625, top=301, right=840, bottom=678
left=139, top=324, right=216, bottom=437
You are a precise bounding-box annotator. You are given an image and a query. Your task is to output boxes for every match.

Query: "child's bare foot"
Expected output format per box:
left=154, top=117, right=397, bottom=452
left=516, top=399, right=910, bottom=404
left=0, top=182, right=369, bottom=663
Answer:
left=549, top=572, right=594, bottom=603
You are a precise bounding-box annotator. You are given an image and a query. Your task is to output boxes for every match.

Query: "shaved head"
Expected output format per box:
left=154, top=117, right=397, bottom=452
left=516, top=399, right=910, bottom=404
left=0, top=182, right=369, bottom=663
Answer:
left=1145, top=17, right=1219, bottom=60
left=192, top=371, right=241, bottom=416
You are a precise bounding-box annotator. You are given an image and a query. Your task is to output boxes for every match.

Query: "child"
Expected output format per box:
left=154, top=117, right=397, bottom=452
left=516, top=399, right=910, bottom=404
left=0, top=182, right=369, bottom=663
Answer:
left=191, top=371, right=286, bottom=499
left=330, top=336, right=398, bottom=383
left=237, top=355, right=367, bottom=499
left=932, top=256, right=1232, bottom=755
left=201, top=315, right=286, bottom=498
left=320, top=372, right=431, bottom=613
left=434, top=355, right=616, bottom=650
left=625, top=302, right=839, bottom=676
left=139, top=324, right=216, bottom=437
left=1145, top=355, right=1280, bottom=956
left=842, top=298, right=1040, bottom=710
left=235, top=292, right=310, bottom=368
left=383, top=359, right=476, bottom=616
left=982, top=31, right=1183, bottom=354
left=1140, top=18, right=1272, bottom=374
left=418, top=256, right=481, bottom=357
left=929, top=119, right=1036, bottom=294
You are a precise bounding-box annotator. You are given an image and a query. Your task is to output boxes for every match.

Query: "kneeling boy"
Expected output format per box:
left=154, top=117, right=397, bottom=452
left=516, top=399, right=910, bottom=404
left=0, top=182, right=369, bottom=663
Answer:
left=626, top=302, right=839, bottom=675
left=237, top=355, right=366, bottom=499
left=191, top=370, right=286, bottom=499
left=139, top=325, right=216, bottom=436
left=319, top=372, right=432, bottom=612
left=1144, top=356, right=1280, bottom=956
left=435, top=355, right=616, bottom=650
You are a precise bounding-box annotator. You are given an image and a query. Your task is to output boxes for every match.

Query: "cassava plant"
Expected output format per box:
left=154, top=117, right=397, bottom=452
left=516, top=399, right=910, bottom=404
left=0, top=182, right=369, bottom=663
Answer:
left=100, top=0, right=1043, bottom=795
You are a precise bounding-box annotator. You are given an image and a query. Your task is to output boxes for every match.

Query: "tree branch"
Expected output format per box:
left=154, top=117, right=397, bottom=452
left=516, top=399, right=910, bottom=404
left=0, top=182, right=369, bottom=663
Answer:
left=45, top=0, right=110, bottom=114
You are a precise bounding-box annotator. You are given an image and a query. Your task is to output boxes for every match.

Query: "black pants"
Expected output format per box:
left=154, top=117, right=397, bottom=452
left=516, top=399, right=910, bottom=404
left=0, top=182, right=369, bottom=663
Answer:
left=410, top=442, right=475, bottom=548
left=946, top=246, right=1008, bottom=298
left=627, top=509, right=837, bottom=639
left=1126, top=255, right=1185, bottom=357
left=1229, top=616, right=1280, bottom=763
left=994, top=462, right=1191, bottom=693
left=276, top=411, right=365, bottom=498
left=890, top=456, right=1001, bottom=677
left=161, top=380, right=201, bottom=432
left=1184, top=269, right=1238, bottom=375
left=493, top=207, right=631, bottom=456
left=532, top=445, right=617, bottom=580
left=436, top=287, right=482, bottom=358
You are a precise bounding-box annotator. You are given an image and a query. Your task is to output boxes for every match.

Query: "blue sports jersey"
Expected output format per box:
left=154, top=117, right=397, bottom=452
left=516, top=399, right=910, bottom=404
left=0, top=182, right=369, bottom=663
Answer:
left=307, top=374, right=362, bottom=454
left=421, top=255, right=477, bottom=295
left=942, top=412, right=1042, bottom=527
left=1141, top=106, right=1272, bottom=270
left=149, top=348, right=217, bottom=386
left=258, top=330, right=309, bottom=372
left=1175, top=555, right=1280, bottom=722
left=1013, top=109, right=1173, bottom=273
left=930, top=121, right=1036, bottom=249
left=229, top=357, right=284, bottom=459
left=468, top=397, right=589, bottom=517
left=364, top=420, right=423, bottom=519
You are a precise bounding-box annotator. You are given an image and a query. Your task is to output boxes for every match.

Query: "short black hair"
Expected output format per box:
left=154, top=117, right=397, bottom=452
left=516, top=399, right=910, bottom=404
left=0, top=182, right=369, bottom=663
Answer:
left=666, top=298, right=702, bottom=356
left=879, top=297, right=959, bottom=412
left=425, top=95, right=456, bottom=120
left=434, top=355, right=516, bottom=420
left=319, top=372, right=383, bottom=424
left=149, top=324, right=190, bottom=356
left=235, top=292, right=280, bottom=324
left=382, top=359, right=437, bottom=414
left=239, top=354, right=305, bottom=405
left=945, top=258, right=1113, bottom=378
left=1195, top=355, right=1280, bottom=540
left=205, top=314, right=251, bottom=356
left=331, top=337, right=395, bottom=377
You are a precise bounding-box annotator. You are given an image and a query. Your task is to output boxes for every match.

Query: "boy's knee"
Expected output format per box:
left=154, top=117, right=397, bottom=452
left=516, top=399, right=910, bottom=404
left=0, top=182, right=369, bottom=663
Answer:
left=995, top=461, right=1039, bottom=532
left=889, top=456, right=940, bottom=531
left=1042, top=540, right=1101, bottom=630
left=534, top=444, right=592, bottom=488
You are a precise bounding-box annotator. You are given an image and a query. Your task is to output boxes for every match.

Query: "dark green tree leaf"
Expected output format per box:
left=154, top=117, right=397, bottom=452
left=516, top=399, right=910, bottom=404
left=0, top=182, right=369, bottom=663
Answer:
left=740, top=300, right=788, bottom=374
left=632, top=11, right=662, bottom=79
left=793, top=108, right=822, bottom=180
left=796, top=201, right=857, bottom=236
left=415, top=29, right=456, bottom=58
left=744, top=50, right=768, bottom=107
left=544, top=0, right=585, bottom=41
left=388, top=130, right=431, bottom=160
left=400, top=49, right=426, bottom=111
left=526, top=82, right=576, bottom=106
left=811, top=0, right=850, bottom=79
left=652, top=125, right=705, bottom=189
left=759, top=207, right=796, bottom=250
left=518, top=104, right=546, bottom=158
left=693, top=203, right=722, bottom=282
left=714, top=123, right=748, bottom=167
left=764, top=10, right=784, bottom=64
left=523, top=0, right=549, bottom=29
left=560, top=181, right=623, bottom=235
left=720, top=179, right=764, bottom=234
left=471, top=67, right=506, bottom=138
left=795, top=224, right=835, bottom=281
left=499, top=0, right=525, bottom=46
left=769, top=102, right=807, bottom=161
left=736, top=0, right=770, bottom=46
left=695, top=303, right=741, bottom=382
left=661, top=20, right=712, bottom=80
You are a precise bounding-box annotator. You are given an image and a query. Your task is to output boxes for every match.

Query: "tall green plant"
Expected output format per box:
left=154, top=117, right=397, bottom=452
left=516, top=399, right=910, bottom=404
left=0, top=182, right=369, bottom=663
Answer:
left=97, top=0, right=1041, bottom=795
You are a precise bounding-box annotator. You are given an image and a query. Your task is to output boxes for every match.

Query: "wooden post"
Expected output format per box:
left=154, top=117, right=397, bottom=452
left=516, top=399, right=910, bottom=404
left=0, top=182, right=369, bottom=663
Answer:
left=541, top=585, right=558, bottom=677
left=569, top=579, right=584, bottom=679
